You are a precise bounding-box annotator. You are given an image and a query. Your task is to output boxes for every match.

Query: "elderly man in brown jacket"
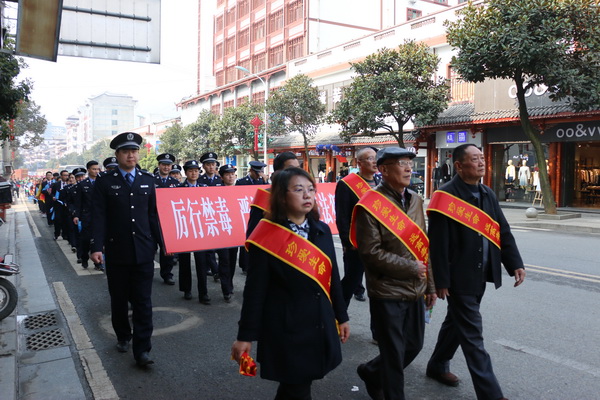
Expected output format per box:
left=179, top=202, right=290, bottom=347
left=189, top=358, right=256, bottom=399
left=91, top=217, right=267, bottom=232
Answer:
left=352, top=147, right=437, bottom=400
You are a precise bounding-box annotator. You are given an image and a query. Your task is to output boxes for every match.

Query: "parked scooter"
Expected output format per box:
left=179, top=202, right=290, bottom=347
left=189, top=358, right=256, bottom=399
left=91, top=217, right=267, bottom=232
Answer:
left=0, top=256, right=19, bottom=321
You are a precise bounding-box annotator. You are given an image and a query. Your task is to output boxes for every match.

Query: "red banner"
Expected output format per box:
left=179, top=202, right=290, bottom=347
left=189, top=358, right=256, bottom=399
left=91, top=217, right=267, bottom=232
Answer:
left=156, top=183, right=338, bottom=254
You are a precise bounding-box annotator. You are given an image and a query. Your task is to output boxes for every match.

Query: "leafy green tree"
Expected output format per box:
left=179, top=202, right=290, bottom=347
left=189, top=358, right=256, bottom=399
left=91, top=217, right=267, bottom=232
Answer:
left=266, top=74, right=326, bottom=174
left=12, top=100, right=47, bottom=149
left=445, top=0, right=600, bottom=214
left=158, top=122, right=186, bottom=160
left=210, top=102, right=266, bottom=160
left=332, top=40, right=449, bottom=148
left=160, top=111, right=218, bottom=161
left=0, top=40, right=31, bottom=143
left=82, top=138, right=114, bottom=164
left=138, top=152, right=158, bottom=172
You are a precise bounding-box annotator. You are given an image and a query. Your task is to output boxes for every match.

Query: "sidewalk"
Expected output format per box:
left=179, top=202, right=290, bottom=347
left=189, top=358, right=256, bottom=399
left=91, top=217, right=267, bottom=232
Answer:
left=0, top=199, right=87, bottom=400
left=1, top=197, right=599, bottom=400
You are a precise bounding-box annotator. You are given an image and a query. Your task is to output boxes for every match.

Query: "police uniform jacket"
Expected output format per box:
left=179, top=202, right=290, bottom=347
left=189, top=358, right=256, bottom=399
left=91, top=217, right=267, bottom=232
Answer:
left=51, top=180, right=69, bottom=206
left=73, top=178, right=95, bottom=227
left=65, top=183, right=78, bottom=217
left=91, top=169, right=160, bottom=265
left=199, top=174, right=222, bottom=186
left=154, top=175, right=180, bottom=188
left=334, top=173, right=381, bottom=249
left=237, top=217, right=348, bottom=384
left=179, top=181, right=207, bottom=188
left=428, top=175, right=524, bottom=295
left=236, top=175, right=265, bottom=186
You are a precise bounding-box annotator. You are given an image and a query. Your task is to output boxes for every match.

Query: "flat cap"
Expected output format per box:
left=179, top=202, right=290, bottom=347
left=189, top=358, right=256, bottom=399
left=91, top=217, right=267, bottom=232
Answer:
left=170, top=164, right=182, bottom=173
left=200, top=152, right=218, bottom=164
left=103, top=157, right=118, bottom=168
left=183, top=160, right=201, bottom=171
left=110, top=132, right=142, bottom=150
left=219, top=164, right=237, bottom=175
left=249, top=160, right=267, bottom=171
left=157, top=153, right=175, bottom=164
left=376, top=147, right=416, bottom=166
left=72, top=167, right=86, bottom=176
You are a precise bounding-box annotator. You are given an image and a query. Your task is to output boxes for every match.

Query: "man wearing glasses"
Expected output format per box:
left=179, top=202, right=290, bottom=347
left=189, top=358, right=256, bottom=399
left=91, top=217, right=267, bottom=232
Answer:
left=352, top=147, right=436, bottom=400
left=335, top=147, right=380, bottom=305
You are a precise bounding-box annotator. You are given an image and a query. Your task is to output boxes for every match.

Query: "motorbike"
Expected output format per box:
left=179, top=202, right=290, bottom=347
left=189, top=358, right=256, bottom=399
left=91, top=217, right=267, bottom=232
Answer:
left=0, top=255, right=19, bottom=321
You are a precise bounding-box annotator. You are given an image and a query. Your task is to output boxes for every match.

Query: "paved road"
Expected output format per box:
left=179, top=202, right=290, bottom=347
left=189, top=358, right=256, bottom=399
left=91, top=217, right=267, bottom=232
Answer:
left=17, top=202, right=600, bottom=399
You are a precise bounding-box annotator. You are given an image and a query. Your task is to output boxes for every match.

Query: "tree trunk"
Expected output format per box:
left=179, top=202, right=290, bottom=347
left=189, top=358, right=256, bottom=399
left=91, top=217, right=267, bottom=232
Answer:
left=514, top=75, right=557, bottom=214
left=303, top=134, right=313, bottom=176
left=394, top=119, right=406, bottom=148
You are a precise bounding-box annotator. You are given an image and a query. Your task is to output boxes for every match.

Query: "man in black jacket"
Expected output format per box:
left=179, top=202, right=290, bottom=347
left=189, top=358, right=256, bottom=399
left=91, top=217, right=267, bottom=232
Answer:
left=91, top=132, right=160, bottom=368
left=73, top=161, right=101, bottom=269
left=426, top=144, right=525, bottom=400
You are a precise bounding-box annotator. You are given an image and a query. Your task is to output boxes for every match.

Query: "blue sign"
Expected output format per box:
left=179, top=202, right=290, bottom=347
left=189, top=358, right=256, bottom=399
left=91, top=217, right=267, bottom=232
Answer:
left=446, top=132, right=455, bottom=143
left=225, top=156, right=237, bottom=166
left=458, top=131, right=467, bottom=143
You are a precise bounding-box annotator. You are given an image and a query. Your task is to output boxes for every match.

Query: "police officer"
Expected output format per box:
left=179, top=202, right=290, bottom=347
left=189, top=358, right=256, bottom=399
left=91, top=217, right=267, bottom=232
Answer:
left=218, top=163, right=237, bottom=302
left=154, top=153, right=180, bottom=285
left=102, top=157, right=119, bottom=175
left=51, top=169, right=71, bottom=241
left=236, top=160, right=267, bottom=186
left=66, top=168, right=87, bottom=255
left=73, top=161, right=102, bottom=270
left=169, top=164, right=182, bottom=182
left=91, top=132, right=160, bottom=367
left=177, top=160, right=211, bottom=304
left=198, top=152, right=222, bottom=281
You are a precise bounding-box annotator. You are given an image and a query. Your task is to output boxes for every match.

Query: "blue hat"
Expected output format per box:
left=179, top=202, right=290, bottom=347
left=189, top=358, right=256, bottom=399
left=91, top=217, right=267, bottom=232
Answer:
left=376, top=147, right=416, bottom=166
left=157, top=153, right=175, bottom=164
left=183, top=160, right=201, bottom=171
left=170, top=164, right=182, bottom=173
left=110, top=132, right=142, bottom=150
left=200, top=152, right=218, bottom=164
left=249, top=160, right=267, bottom=171
left=103, top=157, right=118, bottom=168
left=219, top=164, right=237, bottom=175
left=72, top=167, right=86, bottom=176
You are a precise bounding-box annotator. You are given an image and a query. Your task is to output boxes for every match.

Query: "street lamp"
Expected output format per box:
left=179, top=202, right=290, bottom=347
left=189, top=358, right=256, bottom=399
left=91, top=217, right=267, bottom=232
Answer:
left=235, top=65, right=269, bottom=174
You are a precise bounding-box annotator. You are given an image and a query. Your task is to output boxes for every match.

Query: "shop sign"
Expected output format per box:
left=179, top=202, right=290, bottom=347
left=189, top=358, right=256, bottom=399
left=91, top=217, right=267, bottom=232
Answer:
left=457, top=131, right=467, bottom=143
left=446, top=132, right=455, bottom=143
left=545, top=122, right=600, bottom=142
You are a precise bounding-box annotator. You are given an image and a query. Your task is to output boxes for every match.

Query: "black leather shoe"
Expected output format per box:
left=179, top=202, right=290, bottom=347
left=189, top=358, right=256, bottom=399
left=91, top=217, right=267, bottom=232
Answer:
left=357, top=364, right=384, bottom=400
left=354, top=293, right=367, bottom=302
left=136, top=351, right=154, bottom=367
left=199, top=295, right=211, bottom=305
left=164, top=278, right=175, bottom=285
left=224, top=294, right=232, bottom=303
left=71, top=246, right=77, bottom=253
left=183, top=291, right=192, bottom=300
left=116, top=341, right=130, bottom=353
left=426, top=369, right=460, bottom=387
left=213, top=273, right=220, bottom=282
left=82, top=262, right=88, bottom=269
left=76, top=258, right=82, bottom=264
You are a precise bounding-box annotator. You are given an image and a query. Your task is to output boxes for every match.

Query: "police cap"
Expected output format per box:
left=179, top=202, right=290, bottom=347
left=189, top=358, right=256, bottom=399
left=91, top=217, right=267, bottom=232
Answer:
left=110, top=132, right=143, bottom=150
left=200, top=152, right=218, bottom=164
left=157, top=153, right=175, bottom=164
left=249, top=160, right=267, bottom=171
left=72, top=167, right=86, bottom=176
left=218, top=164, right=237, bottom=175
left=183, top=160, right=201, bottom=171
left=103, top=157, right=118, bottom=168
left=170, top=164, right=182, bottom=173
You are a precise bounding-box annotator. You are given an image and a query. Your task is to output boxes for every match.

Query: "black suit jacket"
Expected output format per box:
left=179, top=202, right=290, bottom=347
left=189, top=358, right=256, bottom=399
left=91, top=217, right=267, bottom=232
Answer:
left=154, top=175, right=180, bottom=188
left=428, top=175, right=524, bottom=295
left=91, top=169, right=160, bottom=264
left=73, top=178, right=95, bottom=227
left=237, top=218, right=348, bottom=384
left=199, top=174, right=223, bottom=187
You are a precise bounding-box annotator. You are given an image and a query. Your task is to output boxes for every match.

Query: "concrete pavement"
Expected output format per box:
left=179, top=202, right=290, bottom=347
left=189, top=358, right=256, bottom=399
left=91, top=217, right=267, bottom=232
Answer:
left=0, top=196, right=598, bottom=400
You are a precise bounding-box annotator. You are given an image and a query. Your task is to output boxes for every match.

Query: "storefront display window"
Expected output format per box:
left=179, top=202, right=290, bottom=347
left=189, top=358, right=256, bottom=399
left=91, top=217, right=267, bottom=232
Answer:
left=574, top=142, right=600, bottom=207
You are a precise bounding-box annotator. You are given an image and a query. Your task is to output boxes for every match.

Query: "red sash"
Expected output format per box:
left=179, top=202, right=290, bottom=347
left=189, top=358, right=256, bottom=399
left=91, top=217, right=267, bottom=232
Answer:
left=350, top=190, right=429, bottom=264
left=250, top=188, right=270, bottom=212
left=341, top=173, right=371, bottom=199
left=427, top=190, right=501, bottom=249
left=245, top=219, right=333, bottom=301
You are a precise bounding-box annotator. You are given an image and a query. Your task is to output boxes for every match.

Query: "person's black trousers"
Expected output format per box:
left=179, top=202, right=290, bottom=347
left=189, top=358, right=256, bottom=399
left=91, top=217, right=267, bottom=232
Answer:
left=178, top=251, right=208, bottom=297
left=340, top=248, right=366, bottom=306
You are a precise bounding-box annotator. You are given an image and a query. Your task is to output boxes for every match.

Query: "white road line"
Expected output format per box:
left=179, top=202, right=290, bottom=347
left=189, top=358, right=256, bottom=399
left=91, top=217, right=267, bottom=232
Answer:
left=511, top=226, right=552, bottom=231
left=21, top=198, right=41, bottom=238
left=525, top=264, right=600, bottom=284
left=495, top=339, right=600, bottom=378
left=53, top=282, right=119, bottom=400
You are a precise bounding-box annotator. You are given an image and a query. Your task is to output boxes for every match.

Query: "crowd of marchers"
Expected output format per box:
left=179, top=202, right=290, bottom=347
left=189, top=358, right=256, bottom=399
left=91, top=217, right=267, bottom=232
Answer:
left=22, top=131, right=526, bottom=400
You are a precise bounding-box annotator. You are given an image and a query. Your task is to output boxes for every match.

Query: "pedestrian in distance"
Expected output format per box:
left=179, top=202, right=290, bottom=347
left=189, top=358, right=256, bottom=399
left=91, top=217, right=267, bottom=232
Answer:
left=232, top=167, right=350, bottom=400
left=91, top=131, right=160, bottom=368
left=425, top=143, right=525, bottom=400
left=352, top=147, right=436, bottom=400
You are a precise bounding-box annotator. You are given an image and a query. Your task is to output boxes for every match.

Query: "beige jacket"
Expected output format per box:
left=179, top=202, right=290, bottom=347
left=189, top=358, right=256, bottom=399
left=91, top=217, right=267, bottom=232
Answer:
left=354, top=182, right=435, bottom=300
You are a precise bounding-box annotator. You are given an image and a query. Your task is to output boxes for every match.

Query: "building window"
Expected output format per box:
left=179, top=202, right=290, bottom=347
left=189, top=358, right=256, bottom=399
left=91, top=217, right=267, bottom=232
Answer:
left=252, top=0, right=265, bottom=10
left=268, top=44, right=284, bottom=67
left=253, top=52, right=266, bottom=72
left=448, top=66, right=474, bottom=102
left=434, top=0, right=447, bottom=3
left=111, top=120, right=118, bottom=126
left=237, top=59, right=251, bottom=79
left=226, top=36, right=236, bottom=55
left=269, top=9, right=284, bottom=33
left=223, top=100, right=234, bottom=109
left=226, top=66, right=237, bottom=83
left=407, top=8, right=422, bottom=20
left=287, top=36, right=304, bottom=60
left=252, top=91, right=265, bottom=105
left=211, top=104, right=221, bottom=115
left=287, top=1, right=303, bottom=23
left=215, top=43, right=223, bottom=59
left=252, top=19, right=265, bottom=41
left=112, top=130, right=117, bottom=135
left=216, top=70, right=225, bottom=87
left=215, top=15, right=224, bottom=32
left=225, top=6, right=237, bottom=26
left=238, top=96, right=248, bottom=105
left=239, top=0, right=249, bottom=16
left=238, top=28, right=250, bottom=48
left=111, top=109, right=118, bottom=115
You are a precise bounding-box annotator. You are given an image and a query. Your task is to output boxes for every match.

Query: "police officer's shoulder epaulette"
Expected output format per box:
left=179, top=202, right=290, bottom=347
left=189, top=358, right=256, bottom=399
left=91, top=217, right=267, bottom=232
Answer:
left=140, top=170, right=155, bottom=177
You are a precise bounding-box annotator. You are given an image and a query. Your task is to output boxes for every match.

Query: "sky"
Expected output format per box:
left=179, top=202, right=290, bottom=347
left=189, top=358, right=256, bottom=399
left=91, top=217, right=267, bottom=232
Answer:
left=7, top=1, right=198, bottom=127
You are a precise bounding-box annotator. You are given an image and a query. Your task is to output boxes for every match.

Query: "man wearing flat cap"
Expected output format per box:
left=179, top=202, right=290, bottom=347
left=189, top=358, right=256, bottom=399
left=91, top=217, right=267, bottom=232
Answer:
left=352, top=147, right=436, bottom=400
left=91, top=131, right=160, bottom=368
left=169, top=164, right=182, bottom=182
left=198, top=152, right=223, bottom=281
left=154, top=153, right=180, bottom=285
left=102, top=157, right=119, bottom=176
left=73, top=160, right=102, bottom=270
left=236, top=160, right=267, bottom=186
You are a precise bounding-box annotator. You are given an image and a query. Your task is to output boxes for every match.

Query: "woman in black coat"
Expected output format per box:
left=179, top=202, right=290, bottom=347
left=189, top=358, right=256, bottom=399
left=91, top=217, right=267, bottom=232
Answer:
left=231, top=167, right=350, bottom=400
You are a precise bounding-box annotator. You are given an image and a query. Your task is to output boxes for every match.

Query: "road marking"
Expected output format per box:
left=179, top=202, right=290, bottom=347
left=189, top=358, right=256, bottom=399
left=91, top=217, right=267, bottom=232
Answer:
left=20, top=197, right=41, bottom=238
left=524, top=263, right=600, bottom=284
left=495, top=339, right=600, bottom=378
left=511, top=226, right=552, bottom=232
left=98, top=307, right=203, bottom=337
left=53, top=282, right=119, bottom=400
